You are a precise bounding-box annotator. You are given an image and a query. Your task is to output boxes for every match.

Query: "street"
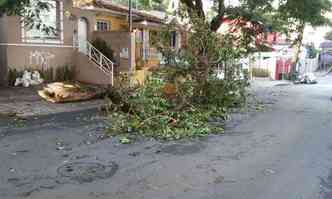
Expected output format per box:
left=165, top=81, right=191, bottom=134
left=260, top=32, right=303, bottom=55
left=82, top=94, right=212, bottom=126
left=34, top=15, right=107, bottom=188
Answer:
left=1, top=76, right=332, bottom=199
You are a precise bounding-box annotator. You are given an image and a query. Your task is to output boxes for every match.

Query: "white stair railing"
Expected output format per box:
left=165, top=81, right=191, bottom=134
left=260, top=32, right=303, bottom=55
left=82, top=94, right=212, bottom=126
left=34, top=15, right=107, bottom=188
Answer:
left=141, top=47, right=163, bottom=60
left=78, top=40, right=114, bottom=85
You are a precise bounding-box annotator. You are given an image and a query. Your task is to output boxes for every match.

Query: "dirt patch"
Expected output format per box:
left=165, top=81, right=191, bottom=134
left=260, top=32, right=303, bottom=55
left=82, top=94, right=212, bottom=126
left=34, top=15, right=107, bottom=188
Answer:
left=223, top=131, right=254, bottom=137
left=7, top=176, right=58, bottom=197
left=274, top=83, right=292, bottom=87
left=5, top=161, right=118, bottom=198
left=57, top=162, right=118, bottom=184
left=160, top=142, right=206, bottom=156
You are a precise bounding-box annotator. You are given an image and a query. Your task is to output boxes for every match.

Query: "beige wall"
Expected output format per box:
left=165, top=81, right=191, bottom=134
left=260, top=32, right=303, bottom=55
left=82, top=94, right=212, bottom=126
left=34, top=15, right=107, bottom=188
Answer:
left=92, top=31, right=133, bottom=71
left=71, top=7, right=97, bottom=41
left=1, top=0, right=78, bottom=76
left=0, top=17, right=8, bottom=85
left=7, top=45, right=75, bottom=71
left=74, top=51, right=112, bottom=85
left=5, top=16, right=22, bottom=44
left=0, top=0, right=101, bottom=84
left=0, top=16, right=7, bottom=43
left=0, top=46, right=7, bottom=86
left=0, top=0, right=143, bottom=86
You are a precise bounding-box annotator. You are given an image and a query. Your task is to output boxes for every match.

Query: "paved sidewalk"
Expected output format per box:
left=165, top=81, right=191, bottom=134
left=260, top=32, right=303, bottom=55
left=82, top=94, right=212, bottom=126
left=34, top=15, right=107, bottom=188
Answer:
left=0, top=86, right=105, bottom=118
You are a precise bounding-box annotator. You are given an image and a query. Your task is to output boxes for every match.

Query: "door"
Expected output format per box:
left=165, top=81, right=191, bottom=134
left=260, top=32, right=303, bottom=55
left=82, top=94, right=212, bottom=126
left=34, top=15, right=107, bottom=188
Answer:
left=78, top=18, right=88, bottom=54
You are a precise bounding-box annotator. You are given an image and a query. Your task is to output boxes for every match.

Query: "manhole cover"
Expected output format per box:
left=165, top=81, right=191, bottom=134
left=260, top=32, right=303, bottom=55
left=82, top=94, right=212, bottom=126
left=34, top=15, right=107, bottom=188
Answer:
left=57, top=162, right=118, bottom=183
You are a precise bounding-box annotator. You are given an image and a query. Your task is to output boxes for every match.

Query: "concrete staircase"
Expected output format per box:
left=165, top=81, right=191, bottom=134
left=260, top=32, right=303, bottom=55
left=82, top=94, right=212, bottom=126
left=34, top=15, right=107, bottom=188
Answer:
left=75, top=40, right=115, bottom=86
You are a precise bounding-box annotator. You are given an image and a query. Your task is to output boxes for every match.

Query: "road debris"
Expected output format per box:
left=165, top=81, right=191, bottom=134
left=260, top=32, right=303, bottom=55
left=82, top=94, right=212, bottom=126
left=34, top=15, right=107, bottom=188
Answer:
left=38, top=82, right=105, bottom=103
left=263, top=168, right=276, bottom=176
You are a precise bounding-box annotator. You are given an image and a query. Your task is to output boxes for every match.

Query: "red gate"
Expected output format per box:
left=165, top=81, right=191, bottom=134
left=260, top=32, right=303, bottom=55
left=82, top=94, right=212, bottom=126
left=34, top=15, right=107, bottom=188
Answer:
left=276, top=58, right=292, bottom=80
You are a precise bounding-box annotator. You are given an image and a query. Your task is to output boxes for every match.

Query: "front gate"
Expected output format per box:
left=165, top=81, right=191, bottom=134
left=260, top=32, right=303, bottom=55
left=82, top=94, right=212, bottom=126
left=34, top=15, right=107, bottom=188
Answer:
left=275, top=58, right=292, bottom=80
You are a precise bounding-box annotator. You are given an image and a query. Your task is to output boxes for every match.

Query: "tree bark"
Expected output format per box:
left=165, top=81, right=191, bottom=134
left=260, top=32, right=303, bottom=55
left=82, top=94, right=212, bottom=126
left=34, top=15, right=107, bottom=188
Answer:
left=210, top=0, right=226, bottom=32
left=180, top=0, right=205, bottom=19
left=191, top=55, right=209, bottom=97
left=291, top=22, right=305, bottom=76
left=180, top=0, right=226, bottom=32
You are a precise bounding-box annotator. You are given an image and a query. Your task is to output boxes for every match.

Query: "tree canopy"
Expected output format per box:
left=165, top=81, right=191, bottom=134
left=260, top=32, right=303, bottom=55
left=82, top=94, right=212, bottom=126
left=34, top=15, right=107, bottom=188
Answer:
left=278, top=0, right=332, bottom=27
left=174, top=0, right=274, bottom=32
left=275, top=0, right=332, bottom=69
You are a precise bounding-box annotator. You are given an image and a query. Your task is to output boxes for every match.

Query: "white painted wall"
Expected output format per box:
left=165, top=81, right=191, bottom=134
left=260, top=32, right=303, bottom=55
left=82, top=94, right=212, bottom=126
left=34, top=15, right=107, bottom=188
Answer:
left=303, top=25, right=332, bottom=49
left=252, top=52, right=277, bottom=80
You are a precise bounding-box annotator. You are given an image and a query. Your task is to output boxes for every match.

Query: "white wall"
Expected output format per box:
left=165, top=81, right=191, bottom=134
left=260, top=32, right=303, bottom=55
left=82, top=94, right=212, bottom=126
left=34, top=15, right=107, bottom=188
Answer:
left=252, top=52, right=277, bottom=80
left=303, top=25, right=331, bottom=48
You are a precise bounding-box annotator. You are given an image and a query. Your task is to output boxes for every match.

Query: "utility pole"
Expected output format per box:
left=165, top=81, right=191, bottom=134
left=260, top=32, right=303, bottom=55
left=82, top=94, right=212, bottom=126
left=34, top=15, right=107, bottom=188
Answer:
left=128, top=0, right=134, bottom=84
left=129, top=0, right=132, bottom=32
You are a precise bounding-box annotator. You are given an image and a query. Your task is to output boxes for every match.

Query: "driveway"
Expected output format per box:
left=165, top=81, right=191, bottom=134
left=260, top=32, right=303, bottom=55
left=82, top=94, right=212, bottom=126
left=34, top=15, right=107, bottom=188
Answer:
left=1, top=77, right=332, bottom=199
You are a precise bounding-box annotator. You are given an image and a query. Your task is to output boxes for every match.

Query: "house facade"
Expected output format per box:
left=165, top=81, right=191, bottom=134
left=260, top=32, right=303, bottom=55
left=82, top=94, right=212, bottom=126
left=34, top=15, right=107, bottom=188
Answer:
left=0, top=0, right=110, bottom=86
left=0, top=0, right=78, bottom=85
left=0, top=0, right=184, bottom=86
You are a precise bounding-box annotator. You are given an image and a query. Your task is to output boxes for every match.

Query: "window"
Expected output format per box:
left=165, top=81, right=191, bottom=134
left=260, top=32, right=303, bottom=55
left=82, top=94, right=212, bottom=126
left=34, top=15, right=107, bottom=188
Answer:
left=96, top=21, right=110, bottom=31
left=22, top=0, right=64, bottom=44
left=170, top=31, right=177, bottom=48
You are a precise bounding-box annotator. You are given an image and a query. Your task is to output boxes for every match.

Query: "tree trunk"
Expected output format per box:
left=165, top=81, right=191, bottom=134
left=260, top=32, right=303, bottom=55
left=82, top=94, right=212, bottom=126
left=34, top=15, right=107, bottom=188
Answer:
left=291, top=22, right=305, bottom=78
left=192, top=55, right=210, bottom=97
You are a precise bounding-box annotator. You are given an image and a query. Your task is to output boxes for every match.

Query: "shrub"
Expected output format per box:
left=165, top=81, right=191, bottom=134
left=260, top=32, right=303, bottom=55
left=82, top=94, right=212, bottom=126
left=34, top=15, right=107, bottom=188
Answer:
left=7, top=65, right=74, bottom=86
left=41, top=68, right=54, bottom=82
left=39, top=65, right=75, bottom=82
left=252, top=68, right=270, bottom=78
left=92, top=38, right=115, bottom=62
left=106, top=70, right=248, bottom=140
left=106, top=17, right=250, bottom=141
left=55, top=65, right=75, bottom=82
left=8, top=68, right=23, bottom=86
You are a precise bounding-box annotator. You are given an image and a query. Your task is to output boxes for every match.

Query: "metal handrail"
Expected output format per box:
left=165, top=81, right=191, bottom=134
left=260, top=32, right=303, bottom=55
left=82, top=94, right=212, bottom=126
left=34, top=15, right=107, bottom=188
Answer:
left=141, top=47, right=163, bottom=60
left=79, top=40, right=114, bottom=85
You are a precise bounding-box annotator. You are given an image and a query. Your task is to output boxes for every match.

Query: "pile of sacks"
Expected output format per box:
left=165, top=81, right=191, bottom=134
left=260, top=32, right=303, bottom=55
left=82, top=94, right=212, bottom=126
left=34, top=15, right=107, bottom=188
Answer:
left=15, top=70, right=44, bottom=87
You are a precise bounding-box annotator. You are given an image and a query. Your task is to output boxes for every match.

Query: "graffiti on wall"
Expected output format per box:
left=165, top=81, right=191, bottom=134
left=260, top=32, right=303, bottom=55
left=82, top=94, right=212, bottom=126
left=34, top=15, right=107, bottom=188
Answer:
left=29, top=51, right=55, bottom=70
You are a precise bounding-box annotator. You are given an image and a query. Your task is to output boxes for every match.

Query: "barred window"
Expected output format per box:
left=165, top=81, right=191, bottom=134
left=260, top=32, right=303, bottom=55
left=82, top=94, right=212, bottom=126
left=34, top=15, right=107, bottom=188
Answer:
left=22, top=0, right=64, bottom=44
left=96, top=20, right=110, bottom=31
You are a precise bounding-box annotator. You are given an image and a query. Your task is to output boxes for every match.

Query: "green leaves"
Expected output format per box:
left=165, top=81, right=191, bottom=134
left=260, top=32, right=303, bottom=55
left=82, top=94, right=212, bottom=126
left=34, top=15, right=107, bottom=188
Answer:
left=278, top=0, right=332, bottom=28
left=106, top=11, right=249, bottom=142
left=119, top=137, right=132, bottom=144
left=0, top=0, right=6, bottom=7
left=1, top=0, right=57, bottom=35
left=107, top=71, right=247, bottom=141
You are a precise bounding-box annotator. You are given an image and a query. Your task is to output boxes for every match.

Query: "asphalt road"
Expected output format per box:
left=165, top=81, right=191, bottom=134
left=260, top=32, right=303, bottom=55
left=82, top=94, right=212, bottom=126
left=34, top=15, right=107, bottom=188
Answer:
left=1, top=76, right=332, bottom=199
